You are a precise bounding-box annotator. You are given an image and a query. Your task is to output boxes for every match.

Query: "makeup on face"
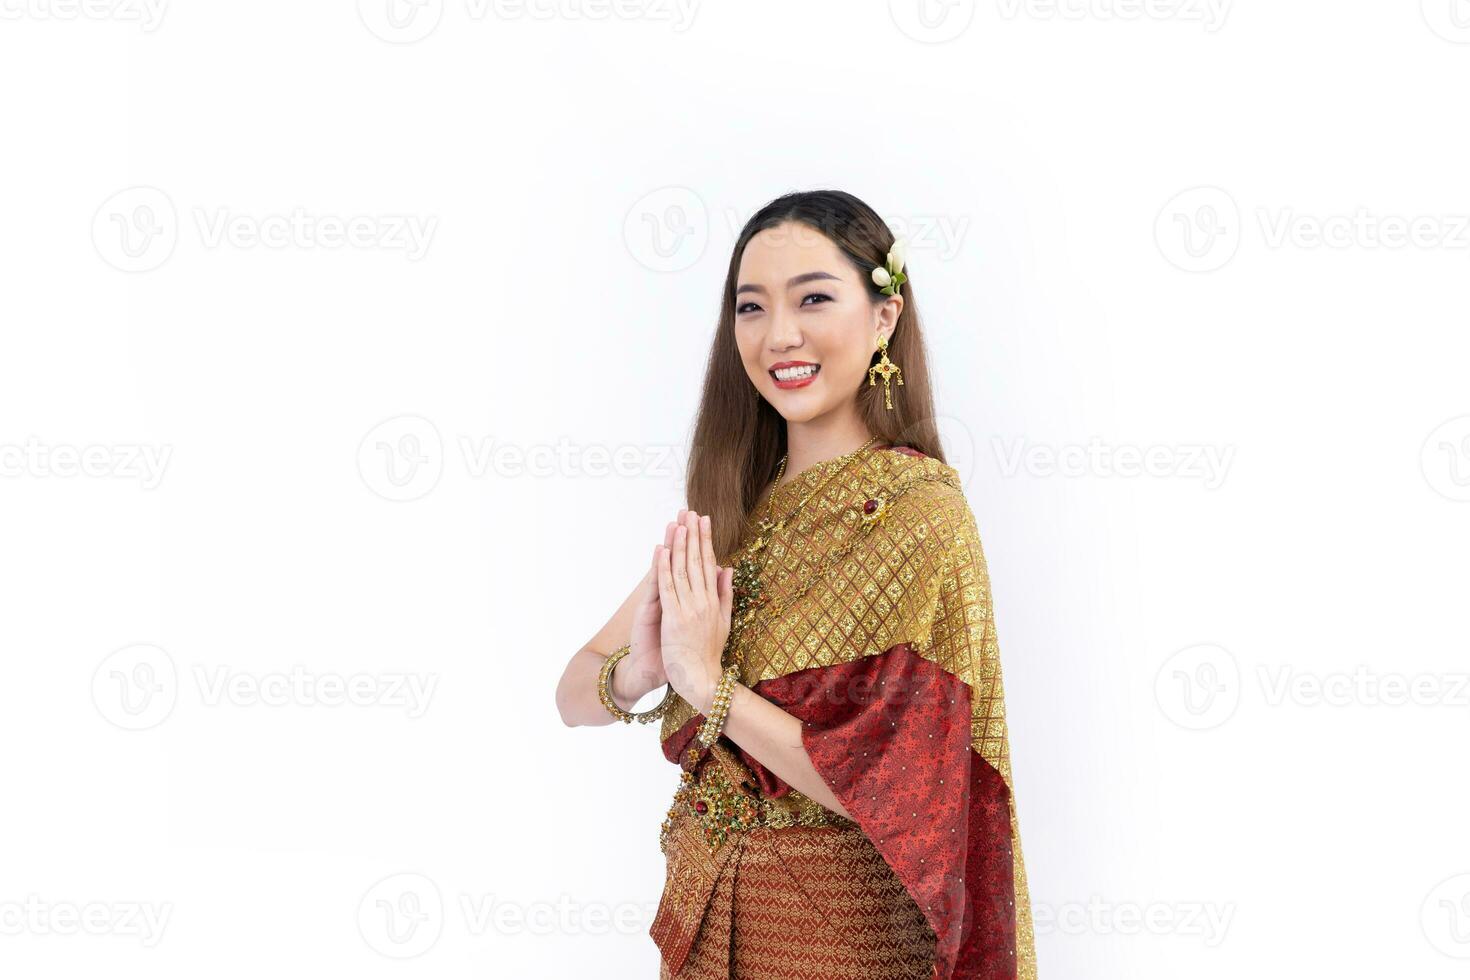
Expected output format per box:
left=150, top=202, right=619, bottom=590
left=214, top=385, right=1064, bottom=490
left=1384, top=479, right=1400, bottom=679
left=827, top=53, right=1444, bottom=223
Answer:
left=769, top=360, right=820, bottom=389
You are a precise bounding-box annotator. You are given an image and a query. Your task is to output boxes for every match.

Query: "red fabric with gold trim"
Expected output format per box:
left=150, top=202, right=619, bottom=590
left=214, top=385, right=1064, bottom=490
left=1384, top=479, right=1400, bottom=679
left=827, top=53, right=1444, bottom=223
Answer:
left=659, top=643, right=1019, bottom=978
left=741, top=644, right=1019, bottom=980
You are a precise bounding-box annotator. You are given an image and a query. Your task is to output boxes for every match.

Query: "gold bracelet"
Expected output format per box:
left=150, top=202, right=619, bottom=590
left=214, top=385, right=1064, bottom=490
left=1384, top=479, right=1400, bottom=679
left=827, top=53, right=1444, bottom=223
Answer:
left=695, top=664, right=743, bottom=748
left=597, top=644, right=673, bottom=725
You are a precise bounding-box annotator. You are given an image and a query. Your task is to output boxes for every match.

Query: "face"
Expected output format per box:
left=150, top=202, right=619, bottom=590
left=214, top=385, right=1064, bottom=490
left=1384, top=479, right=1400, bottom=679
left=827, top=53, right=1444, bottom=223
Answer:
left=733, top=221, right=902, bottom=424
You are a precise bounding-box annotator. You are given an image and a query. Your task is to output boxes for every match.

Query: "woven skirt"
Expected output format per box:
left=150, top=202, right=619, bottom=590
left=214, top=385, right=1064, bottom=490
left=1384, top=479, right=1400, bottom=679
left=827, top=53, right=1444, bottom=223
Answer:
left=656, top=821, right=936, bottom=979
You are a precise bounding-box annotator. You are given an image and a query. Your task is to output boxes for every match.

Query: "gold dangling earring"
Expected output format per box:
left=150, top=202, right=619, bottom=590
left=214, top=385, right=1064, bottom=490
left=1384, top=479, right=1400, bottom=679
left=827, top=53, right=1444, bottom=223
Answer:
left=867, top=333, right=904, bottom=410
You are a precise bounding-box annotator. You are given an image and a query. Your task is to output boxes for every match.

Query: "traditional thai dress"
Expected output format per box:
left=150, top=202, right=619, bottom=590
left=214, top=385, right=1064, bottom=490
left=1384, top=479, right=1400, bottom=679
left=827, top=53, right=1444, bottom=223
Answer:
left=650, top=444, right=1038, bottom=980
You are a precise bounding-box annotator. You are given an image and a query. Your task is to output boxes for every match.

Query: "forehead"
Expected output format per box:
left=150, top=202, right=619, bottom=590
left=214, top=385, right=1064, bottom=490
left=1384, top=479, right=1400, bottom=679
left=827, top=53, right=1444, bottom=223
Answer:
left=738, top=222, right=846, bottom=278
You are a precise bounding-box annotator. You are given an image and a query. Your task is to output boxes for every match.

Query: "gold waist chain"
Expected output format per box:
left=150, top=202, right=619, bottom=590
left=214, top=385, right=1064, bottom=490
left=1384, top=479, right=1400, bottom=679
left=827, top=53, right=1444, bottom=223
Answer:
left=659, top=743, right=856, bottom=855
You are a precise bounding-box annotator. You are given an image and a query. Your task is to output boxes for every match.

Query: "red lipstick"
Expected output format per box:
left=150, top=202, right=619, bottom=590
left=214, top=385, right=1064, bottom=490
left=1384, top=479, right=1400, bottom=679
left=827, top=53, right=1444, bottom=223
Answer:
left=769, top=360, right=820, bottom=390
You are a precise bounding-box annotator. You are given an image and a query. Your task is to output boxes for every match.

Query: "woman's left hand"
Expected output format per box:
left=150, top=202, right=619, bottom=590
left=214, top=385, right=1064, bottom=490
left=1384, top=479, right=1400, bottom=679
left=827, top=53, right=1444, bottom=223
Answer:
left=656, top=510, right=734, bottom=714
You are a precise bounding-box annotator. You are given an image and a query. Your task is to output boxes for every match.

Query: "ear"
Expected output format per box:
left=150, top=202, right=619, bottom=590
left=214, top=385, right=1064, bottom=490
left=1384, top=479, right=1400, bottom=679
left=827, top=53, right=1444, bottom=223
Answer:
left=874, top=293, right=903, bottom=345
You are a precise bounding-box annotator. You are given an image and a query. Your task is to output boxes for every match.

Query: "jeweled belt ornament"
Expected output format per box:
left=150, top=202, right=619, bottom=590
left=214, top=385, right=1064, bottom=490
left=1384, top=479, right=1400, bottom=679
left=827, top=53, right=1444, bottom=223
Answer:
left=658, top=746, right=856, bottom=855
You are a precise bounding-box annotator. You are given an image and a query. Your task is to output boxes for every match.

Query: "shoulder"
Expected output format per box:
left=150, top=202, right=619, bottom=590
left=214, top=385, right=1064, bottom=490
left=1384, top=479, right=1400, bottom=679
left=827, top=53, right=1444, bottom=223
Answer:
left=875, top=447, right=965, bottom=510
left=869, top=451, right=976, bottom=550
left=885, top=444, right=928, bottom=459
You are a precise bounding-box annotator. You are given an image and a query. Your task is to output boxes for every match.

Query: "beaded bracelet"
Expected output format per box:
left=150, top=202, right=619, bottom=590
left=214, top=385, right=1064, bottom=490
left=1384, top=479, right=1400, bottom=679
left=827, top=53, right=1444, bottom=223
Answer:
left=597, top=644, right=674, bottom=724
left=695, top=664, right=743, bottom=748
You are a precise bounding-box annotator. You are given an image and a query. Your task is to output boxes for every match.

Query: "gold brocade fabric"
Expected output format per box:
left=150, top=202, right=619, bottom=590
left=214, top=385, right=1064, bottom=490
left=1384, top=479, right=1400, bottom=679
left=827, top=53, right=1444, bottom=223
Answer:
left=658, top=446, right=1037, bottom=980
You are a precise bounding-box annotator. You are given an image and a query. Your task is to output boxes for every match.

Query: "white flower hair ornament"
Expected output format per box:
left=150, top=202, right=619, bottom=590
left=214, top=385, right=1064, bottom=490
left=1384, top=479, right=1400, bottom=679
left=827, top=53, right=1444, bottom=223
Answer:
left=870, top=237, right=908, bottom=296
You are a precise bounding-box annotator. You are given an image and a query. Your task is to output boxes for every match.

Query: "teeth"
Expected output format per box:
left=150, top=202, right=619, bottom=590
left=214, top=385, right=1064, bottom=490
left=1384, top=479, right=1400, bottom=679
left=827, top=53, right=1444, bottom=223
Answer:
left=773, top=364, right=818, bottom=381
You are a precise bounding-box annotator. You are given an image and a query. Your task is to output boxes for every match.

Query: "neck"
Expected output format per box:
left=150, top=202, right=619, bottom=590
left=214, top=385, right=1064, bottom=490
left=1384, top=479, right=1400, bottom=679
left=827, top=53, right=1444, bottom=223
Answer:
left=779, top=412, right=875, bottom=486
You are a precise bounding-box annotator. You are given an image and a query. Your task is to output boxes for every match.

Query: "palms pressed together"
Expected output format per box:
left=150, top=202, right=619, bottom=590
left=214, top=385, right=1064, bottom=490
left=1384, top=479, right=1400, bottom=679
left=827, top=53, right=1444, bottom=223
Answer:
left=618, top=510, right=734, bottom=714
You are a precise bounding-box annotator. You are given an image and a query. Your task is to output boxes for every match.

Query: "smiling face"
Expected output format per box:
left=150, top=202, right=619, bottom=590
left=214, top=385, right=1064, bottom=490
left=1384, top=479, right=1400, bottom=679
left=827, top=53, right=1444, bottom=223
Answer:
left=733, top=221, right=902, bottom=424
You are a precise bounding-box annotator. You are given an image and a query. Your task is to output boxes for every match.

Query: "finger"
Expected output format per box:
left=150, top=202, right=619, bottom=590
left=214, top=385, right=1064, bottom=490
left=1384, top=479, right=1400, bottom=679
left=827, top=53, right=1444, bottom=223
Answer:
left=682, top=511, right=707, bottom=607
left=664, top=520, right=678, bottom=551
left=699, top=513, right=718, bottom=596
left=686, top=510, right=709, bottom=596
left=655, top=544, right=677, bottom=610
left=642, top=545, right=661, bottom=600
left=718, top=565, right=733, bottom=624
left=670, top=523, right=691, bottom=606
left=694, top=512, right=715, bottom=599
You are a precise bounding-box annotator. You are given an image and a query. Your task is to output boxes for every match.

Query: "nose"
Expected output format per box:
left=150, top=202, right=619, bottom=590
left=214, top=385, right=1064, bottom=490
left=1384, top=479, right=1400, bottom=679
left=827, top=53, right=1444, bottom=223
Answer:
left=767, top=304, right=802, bottom=352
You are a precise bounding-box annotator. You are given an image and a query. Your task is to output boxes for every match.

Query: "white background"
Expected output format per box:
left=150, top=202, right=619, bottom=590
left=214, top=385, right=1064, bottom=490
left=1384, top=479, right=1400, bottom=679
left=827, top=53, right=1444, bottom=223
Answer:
left=2, top=1, right=1469, bottom=977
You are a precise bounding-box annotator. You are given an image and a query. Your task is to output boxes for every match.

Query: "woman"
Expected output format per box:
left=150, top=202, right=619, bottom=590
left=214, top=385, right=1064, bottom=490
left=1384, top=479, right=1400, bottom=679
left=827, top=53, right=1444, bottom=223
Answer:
left=555, top=190, right=1037, bottom=979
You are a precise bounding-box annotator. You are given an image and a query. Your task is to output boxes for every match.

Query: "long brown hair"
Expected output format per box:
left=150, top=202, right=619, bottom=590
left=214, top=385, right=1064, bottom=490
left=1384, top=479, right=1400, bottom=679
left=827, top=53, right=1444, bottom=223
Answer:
left=685, top=189, right=946, bottom=562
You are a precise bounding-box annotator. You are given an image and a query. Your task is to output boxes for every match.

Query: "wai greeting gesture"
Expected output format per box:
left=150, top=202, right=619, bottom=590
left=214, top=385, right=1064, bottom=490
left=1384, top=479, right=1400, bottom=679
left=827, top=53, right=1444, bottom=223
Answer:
left=655, top=510, right=734, bottom=715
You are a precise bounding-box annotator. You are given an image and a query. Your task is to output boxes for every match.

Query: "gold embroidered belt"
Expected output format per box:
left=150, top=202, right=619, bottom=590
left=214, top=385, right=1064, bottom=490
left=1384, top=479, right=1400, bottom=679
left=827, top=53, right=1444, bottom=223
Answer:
left=658, top=743, right=855, bottom=856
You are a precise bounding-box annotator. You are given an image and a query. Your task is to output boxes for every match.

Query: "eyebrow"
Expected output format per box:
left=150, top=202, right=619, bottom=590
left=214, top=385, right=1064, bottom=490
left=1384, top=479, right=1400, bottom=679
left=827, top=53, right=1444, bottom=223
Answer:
left=735, top=270, right=842, bottom=296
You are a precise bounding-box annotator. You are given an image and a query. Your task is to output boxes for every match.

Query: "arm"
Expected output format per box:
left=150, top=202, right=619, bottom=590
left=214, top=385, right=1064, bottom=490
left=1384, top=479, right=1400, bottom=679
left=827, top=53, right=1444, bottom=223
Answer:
left=717, top=684, right=854, bottom=819
left=554, top=647, right=641, bottom=729
left=555, top=518, right=682, bottom=727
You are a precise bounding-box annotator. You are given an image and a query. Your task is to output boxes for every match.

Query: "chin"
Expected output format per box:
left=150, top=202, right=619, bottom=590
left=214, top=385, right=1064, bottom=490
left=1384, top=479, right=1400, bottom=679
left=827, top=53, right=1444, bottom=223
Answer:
left=762, top=389, right=828, bottom=422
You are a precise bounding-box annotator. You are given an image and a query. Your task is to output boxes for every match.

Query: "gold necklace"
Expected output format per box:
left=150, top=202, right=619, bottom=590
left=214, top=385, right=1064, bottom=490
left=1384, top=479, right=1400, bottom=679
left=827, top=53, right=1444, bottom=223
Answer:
left=750, top=434, right=880, bottom=545
left=727, top=435, right=880, bottom=653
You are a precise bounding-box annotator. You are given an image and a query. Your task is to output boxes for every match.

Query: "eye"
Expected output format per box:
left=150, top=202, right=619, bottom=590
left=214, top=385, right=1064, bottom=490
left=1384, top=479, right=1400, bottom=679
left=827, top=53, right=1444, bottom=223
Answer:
left=736, top=301, right=762, bottom=315
left=801, top=292, right=833, bottom=306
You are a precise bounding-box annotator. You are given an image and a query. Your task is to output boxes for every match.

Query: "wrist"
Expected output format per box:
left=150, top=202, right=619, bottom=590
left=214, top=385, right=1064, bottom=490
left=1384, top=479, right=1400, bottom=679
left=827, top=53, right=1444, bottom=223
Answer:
left=691, top=675, right=719, bottom=716
left=696, top=659, right=734, bottom=715
left=668, top=658, right=720, bottom=714
left=712, top=679, right=744, bottom=723
left=608, top=654, right=647, bottom=711
left=693, top=664, right=742, bottom=749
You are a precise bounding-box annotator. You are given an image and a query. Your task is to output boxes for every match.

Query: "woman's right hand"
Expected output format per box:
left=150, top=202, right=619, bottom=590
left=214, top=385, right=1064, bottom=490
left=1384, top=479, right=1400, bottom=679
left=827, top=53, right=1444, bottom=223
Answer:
left=611, top=516, right=681, bottom=708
